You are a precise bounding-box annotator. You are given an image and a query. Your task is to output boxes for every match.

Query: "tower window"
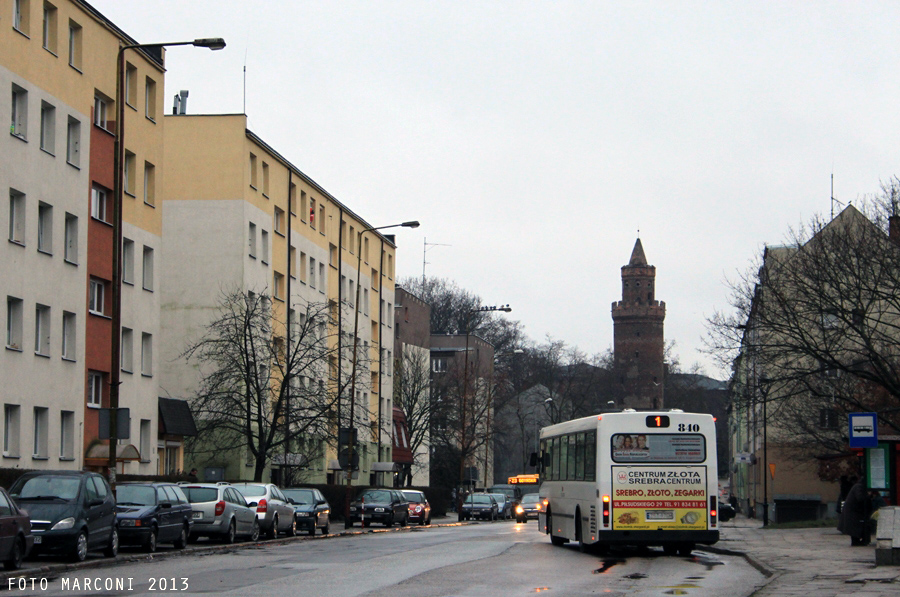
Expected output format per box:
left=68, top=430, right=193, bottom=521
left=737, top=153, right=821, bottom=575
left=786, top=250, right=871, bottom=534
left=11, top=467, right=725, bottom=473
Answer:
left=648, top=292, right=652, bottom=301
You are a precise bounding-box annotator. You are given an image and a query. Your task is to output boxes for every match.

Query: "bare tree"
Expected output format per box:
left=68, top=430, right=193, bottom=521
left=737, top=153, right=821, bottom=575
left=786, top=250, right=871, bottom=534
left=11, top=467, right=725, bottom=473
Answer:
left=183, top=289, right=337, bottom=481
left=706, top=185, right=900, bottom=460
left=394, top=346, right=432, bottom=486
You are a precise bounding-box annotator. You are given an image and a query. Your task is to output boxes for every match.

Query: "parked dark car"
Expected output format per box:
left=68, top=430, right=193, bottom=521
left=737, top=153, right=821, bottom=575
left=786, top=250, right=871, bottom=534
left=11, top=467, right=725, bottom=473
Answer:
left=401, top=490, right=431, bottom=525
left=283, top=488, right=330, bottom=536
left=718, top=502, right=736, bottom=522
left=9, top=470, right=118, bottom=562
left=515, top=493, right=542, bottom=523
left=461, top=493, right=498, bottom=521
left=115, top=483, right=193, bottom=552
left=347, top=489, right=408, bottom=527
left=0, top=487, right=33, bottom=569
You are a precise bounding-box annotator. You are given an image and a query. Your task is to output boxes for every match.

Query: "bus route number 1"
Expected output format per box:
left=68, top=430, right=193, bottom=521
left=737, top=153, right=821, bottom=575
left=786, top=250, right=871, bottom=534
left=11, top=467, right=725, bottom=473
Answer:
left=678, top=423, right=700, bottom=432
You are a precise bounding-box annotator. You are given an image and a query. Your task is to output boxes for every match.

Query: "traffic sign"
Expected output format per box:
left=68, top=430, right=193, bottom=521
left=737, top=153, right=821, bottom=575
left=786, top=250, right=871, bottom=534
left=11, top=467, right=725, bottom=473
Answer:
left=848, top=413, right=878, bottom=448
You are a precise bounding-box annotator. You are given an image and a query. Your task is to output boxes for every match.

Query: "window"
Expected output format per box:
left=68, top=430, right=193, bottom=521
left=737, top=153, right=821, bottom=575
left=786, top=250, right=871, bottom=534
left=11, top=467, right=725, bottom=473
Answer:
left=248, top=222, right=257, bottom=258
left=93, top=92, right=109, bottom=129
left=432, top=358, right=447, bottom=373
left=249, top=153, right=258, bottom=188
left=8, top=189, right=25, bottom=245
left=274, top=207, right=285, bottom=235
left=65, top=116, right=80, bottom=166
left=329, top=243, right=337, bottom=267
left=124, top=151, right=135, bottom=195
left=34, top=304, right=49, bottom=356
left=341, top=221, right=347, bottom=248
left=40, top=101, right=55, bottom=153
left=13, top=0, right=30, bottom=35
left=387, top=302, right=392, bottom=327
left=64, top=212, right=77, bottom=263
left=139, top=419, right=151, bottom=462
left=319, top=205, right=325, bottom=234
left=274, top=272, right=285, bottom=301
left=141, top=333, right=152, bottom=376
left=319, top=263, right=325, bottom=293
left=6, top=297, right=23, bottom=350
left=309, top=258, right=316, bottom=289
left=380, top=299, right=385, bottom=324
left=11, top=84, right=27, bottom=139
left=301, top=191, right=308, bottom=222
left=143, top=161, right=155, bottom=206
left=289, top=183, right=297, bottom=214
left=88, top=278, right=104, bottom=315
left=121, top=327, right=132, bottom=372
left=125, top=63, right=136, bottom=107
left=37, top=201, right=52, bottom=254
left=32, top=407, right=48, bottom=458
left=61, top=311, right=75, bottom=360
left=364, top=237, right=370, bottom=263
left=262, top=161, right=270, bottom=196
left=349, top=226, right=356, bottom=253
left=90, top=185, right=107, bottom=222
left=289, top=246, right=297, bottom=278
left=144, top=76, right=157, bottom=121
left=60, top=411, right=74, bottom=459
left=349, top=279, right=355, bottom=308
left=300, top=251, right=307, bottom=283
left=4, top=405, right=21, bottom=457
left=87, top=371, right=102, bottom=407
left=260, top=230, right=269, bottom=264
left=122, top=238, right=134, bottom=284
left=142, top=246, right=154, bottom=291
left=820, top=408, right=839, bottom=430
left=363, top=288, right=369, bottom=316
left=387, top=254, right=393, bottom=279
left=67, top=20, right=82, bottom=70
left=372, top=268, right=379, bottom=290
left=309, top=198, right=316, bottom=229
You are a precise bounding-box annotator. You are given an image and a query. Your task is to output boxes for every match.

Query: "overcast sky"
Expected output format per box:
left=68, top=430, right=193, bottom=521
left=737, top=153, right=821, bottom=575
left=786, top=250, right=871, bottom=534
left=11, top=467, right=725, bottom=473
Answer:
left=89, top=1, right=900, bottom=379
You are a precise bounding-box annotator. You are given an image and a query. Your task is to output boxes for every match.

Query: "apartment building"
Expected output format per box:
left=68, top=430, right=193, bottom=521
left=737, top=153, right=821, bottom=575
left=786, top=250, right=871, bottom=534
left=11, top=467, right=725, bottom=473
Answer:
left=160, top=113, right=399, bottom=483
left=2, top=0, right=180, bottom=474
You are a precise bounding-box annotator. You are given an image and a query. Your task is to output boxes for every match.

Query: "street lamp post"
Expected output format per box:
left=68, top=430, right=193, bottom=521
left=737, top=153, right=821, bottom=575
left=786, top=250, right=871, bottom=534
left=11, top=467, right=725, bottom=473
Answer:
left=109, top=37, right=225, bottom=488
left=759, top=375, right=770, bottom=527
left=343, top=221, right=418, bottom=527
left=457, top=304, right=511, bottom=521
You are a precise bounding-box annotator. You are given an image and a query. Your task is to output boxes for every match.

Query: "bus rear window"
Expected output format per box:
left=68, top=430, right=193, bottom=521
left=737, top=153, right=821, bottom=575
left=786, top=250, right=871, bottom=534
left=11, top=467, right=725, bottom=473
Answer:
left=611, top=433, right=705, bottom=463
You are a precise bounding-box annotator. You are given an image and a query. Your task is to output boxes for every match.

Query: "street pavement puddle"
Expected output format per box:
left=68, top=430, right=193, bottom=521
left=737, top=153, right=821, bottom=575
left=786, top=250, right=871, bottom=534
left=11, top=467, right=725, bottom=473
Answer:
left=593, top=558, right=626, bottom=573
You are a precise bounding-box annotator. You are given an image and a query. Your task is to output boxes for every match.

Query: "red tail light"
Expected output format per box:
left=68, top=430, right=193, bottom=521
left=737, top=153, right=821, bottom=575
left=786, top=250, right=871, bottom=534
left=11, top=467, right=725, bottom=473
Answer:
left=257, top=498, right=268, bottom=514
left=602, top=495, right=610, bottom=527
left=710, top=496, right=718, bottom=526
left=214, top=500, right=225, bottom=516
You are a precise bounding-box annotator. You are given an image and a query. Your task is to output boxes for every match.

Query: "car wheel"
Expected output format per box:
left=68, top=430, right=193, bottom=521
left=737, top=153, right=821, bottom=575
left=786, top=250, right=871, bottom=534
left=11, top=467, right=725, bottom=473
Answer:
left=174, top=525, right=188, bottom=549
left=516, top=517, right=524, bottom=523
left=419, top=516, right=426, bottom=526
left=72, top=531, right=89, bottom=562
left=3, top=536, right=24, bottom=570
left=322, top=521, right=330, bottom=535
left=223, top=519, right=236, bottom=544
left=288, top=518, right=297, bottom=537
left=249, top=519, right=260, bottom=542
left=307, top=520, right=316, bottom=536
left=266, top=516, right=278, bottom=539
left=104, top=527, right=119, bottom=558
left=385, top=513, right=394, bottom=528
left=145, top=527, right=158, bottom=553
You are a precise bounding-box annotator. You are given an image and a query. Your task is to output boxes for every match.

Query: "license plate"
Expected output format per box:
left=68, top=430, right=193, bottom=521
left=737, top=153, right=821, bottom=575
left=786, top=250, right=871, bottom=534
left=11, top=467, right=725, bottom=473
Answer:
left=192, top=512, right=202, bottom=519
left=33, top=536, right=41, bottom=544
left=646, top=510, right=675, bottom=521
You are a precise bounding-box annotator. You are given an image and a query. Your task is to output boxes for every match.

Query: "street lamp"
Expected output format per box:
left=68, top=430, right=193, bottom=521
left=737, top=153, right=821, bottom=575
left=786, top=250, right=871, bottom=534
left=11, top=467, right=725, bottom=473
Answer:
left=343, top=221, right=419, bottom=527
left=544, top=397, right=558, bottom=425
left=108, top=37, right=225, bottom=488
left=458, top=304, right=511, bottom=521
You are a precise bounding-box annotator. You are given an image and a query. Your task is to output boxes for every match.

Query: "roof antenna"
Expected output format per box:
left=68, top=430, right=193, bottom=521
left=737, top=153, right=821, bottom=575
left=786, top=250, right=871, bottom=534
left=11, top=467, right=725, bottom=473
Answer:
left=831, top=171, right=844, bottom=220
left=422, top=237, right=451, bottom=290
left=243, top=49, right=248, bottom=115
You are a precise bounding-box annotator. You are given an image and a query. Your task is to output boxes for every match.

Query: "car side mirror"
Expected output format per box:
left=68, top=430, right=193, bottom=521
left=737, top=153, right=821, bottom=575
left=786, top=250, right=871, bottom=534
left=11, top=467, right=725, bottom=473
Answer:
left=248, top=501, right=258, bottom=508
left=529, top=452, right=538, bottom=467
left=161, top=502, right=172, bottom=509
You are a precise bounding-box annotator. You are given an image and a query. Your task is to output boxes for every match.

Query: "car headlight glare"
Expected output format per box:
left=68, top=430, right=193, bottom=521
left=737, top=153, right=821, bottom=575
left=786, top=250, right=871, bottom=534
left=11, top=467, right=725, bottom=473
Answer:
left=51, top=517, right=76, bottom=531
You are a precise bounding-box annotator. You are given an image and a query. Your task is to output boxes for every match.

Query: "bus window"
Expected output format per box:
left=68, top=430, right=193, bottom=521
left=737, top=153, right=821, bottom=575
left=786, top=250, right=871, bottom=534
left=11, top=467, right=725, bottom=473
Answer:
left=575, top=432, right=585, bottom=481
left=544, top=439, right=554, bottom=481
left=566, top=435, right=576, bottom=481
left=584, top=430, right=596, bottom=482
left=557, top=436, right=566, bottom=481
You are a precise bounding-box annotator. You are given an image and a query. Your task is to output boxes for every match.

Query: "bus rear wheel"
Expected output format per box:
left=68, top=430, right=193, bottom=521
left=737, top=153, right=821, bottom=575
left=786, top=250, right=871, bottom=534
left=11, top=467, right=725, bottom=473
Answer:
left=547, top=511, right=567, bottom=546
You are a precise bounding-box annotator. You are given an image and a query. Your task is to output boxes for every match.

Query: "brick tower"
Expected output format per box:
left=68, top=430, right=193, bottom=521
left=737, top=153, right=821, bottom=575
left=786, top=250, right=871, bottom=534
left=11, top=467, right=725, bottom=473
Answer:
left=611, top=238, right=666, bottom=409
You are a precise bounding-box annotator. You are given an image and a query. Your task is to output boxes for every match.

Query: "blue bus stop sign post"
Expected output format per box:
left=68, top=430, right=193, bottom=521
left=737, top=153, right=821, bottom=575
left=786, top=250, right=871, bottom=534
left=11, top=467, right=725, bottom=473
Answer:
left=848, top=413, right=878, bottom=449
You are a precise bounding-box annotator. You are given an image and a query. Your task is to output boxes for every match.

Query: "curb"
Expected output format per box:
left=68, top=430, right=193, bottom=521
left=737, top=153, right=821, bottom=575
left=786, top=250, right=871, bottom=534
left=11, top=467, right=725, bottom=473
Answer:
left=703, top=544, right=777, bottom=579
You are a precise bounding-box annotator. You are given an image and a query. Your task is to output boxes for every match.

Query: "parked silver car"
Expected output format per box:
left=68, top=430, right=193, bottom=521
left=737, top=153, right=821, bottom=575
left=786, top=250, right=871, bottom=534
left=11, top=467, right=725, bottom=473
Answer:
left=181, top=483, right=259, bottom=543
left=231, top=483, right=296, bottom=539
left=489, top=493, right=514, bottom=519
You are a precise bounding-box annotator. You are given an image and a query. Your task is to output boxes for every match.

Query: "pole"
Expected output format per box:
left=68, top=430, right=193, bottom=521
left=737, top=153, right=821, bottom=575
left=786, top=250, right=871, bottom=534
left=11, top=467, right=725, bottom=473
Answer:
left=762, top=383, right=768, bottom=527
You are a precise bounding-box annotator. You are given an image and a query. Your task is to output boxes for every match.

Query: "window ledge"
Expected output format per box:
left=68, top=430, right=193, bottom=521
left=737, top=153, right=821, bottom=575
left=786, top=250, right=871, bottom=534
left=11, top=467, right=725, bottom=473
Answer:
left=8, top=239, right=25, bottom=248
left=144, top=201, right=156, bottom=209
left=5, top=345, right=23, bottom=353
left=94, top=124, right=114, bottom=136
left=121, top=368, right=133, bottom=375
left=37, top=248, right=53, bottom=257
left=125, top=191, right=136, bottom=199
left=123, top=280, right=134, bottom=287
left=43, top=47, right=57, bottom=57
left=66, top=160, right=81, bottom=170
left=88, top=311, right=111, bottom=320
left=59, top=457, right=76, bottom=462
left=69, top=64, right=83, bottom=75
left=127, top=102, right=136, bottom=111
left=31, top=456, right=49, bottom=461
left=61, top=356, right=76, bottom=363
left=274, top=296, right=285, bottom=303
left=13, top=27, right=30, bottom=39
left=2, top=455, right=20, bottom=460
left=9, top=132, right=27, bottom=143
left=146, top=116, right=156, bottom=125
left=140, top=459, right=151, bottom=464
left=87, top=404, right=101, bottom=409
left=34, top=352, right=50, bottom=359
left=40, top=147, right=56, bottom=158
left=64, top=258, right=78, bottom=266
left=141, top=373, right=153, bottom=378
left=274, top=230, right=285, bottom=238
left=261, top=260, right=269, bottom=266
left=90, top=216, right=113, bottom=227
left=249, top=254, right=256, bottom=260
left=142, top=287, right=154, bottom=293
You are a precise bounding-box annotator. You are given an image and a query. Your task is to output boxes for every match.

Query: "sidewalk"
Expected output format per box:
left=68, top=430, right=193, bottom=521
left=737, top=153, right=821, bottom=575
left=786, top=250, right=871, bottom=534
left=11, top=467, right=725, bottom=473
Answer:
left=711, top=514, right=900, bottom=596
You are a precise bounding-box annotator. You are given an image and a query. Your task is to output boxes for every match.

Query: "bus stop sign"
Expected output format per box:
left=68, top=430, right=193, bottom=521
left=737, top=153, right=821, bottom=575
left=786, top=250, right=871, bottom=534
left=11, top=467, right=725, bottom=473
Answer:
left=848, top=413, right=877, bottom=448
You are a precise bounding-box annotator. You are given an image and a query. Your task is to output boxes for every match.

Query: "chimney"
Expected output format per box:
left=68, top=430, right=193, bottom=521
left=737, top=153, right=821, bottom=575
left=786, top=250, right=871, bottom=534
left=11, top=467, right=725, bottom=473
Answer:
left=172, top=90, right=189, bottom=115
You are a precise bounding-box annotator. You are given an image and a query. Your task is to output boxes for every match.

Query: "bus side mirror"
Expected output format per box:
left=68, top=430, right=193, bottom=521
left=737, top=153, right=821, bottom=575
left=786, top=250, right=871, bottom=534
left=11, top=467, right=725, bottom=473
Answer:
left=529, top=452, right=538, bottom=467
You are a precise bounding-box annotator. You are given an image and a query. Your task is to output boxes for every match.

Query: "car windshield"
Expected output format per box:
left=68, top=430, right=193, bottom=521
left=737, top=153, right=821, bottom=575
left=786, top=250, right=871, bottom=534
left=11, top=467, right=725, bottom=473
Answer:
left=10, top=476, right=80, bottom=501
left=116, top=486, right=156, bottom=506
left=283, top=489, right=314, bottom=504
left=360, top=490, right=391, bottom=502
left=489, top=494, right=506, bottom=503
left=182, top=487, right=219, bottom=503
left=234, top=485, right=267, bottom=497
left=521, top=494, right=540, bottom=505
left=402, top=491, right=424, bottom=503
left=468, top=495, right=492, bottom=505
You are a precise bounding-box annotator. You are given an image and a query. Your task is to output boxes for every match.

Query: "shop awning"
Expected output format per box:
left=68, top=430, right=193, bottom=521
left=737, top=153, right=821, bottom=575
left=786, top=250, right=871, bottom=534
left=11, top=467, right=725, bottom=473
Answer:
left=85, top=443, right=142, bottom=461
left=371, top=462, right=399, bottom=472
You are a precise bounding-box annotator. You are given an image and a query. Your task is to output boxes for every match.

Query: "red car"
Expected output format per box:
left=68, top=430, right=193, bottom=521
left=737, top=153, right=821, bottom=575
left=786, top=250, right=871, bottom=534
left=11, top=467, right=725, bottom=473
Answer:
left=0, top=486, right=33, bottom=569
left=401, top=490, right=431, bottom=526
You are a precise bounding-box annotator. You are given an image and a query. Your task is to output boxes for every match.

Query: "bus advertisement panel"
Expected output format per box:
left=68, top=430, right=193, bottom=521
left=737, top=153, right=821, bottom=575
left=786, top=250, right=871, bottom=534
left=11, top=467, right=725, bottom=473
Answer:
left=611, top=465, right=708, bottom=531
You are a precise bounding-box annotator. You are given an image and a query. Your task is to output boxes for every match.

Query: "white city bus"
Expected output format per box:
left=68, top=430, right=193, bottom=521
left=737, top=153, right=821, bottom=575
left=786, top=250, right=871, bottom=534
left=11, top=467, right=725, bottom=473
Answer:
left=537, top=409, right=719, bottom=555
